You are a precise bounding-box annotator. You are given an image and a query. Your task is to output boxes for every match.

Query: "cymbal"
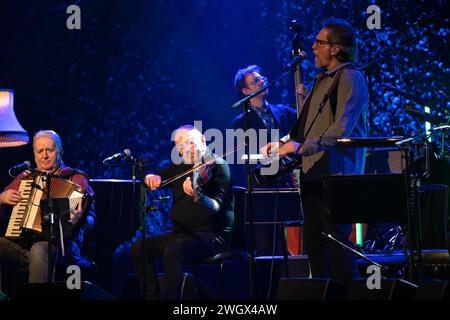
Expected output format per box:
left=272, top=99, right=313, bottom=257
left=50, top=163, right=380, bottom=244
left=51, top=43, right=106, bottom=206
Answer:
left=403, top=106, right=448, bottom=125
left=337, top=137, right=404, bottom=148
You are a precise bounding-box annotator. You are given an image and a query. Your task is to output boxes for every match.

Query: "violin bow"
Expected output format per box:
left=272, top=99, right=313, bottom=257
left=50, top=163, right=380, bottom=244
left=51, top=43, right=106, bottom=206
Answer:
left=159, top=142, right=246, bottom=188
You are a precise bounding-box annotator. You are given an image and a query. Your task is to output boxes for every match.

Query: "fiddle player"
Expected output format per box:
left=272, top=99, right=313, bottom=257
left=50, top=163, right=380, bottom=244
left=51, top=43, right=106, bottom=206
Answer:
left=0, top=130, right=95, bottom=288
left=262, top=18, right=368, bottom=284
left=131, top=124, right=234, bottom=300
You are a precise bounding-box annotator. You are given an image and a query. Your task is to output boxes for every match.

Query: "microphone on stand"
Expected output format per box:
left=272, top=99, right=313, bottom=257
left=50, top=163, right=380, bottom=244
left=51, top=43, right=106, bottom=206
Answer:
left=103, top=149, right=132, bottom=164
left=284, top=52, right=307, bottom=71
left=8, top=161, right=32, bottom=177
left=10, top=160, right=31, bottom=171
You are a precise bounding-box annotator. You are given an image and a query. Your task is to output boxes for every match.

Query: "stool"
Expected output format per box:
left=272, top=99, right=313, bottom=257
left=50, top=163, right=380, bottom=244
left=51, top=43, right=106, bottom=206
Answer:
left=186, top=250, right=249, bottom=299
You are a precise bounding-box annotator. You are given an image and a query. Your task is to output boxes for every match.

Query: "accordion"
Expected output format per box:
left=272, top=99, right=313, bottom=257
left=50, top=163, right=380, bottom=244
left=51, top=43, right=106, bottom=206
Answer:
left=5, top=172, right=88, bottom=240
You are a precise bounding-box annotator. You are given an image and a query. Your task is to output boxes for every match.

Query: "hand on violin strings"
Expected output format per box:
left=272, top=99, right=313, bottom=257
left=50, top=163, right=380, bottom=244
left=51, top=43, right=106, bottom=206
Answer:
left=145, top=174, right=162, bottom=190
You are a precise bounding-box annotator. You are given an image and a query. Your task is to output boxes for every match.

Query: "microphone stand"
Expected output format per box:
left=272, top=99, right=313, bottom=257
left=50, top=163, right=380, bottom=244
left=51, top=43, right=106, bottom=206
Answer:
left=230, top=63, right=301, bottom=299
left=131, top=160, right=137, bottom=239
left=134, top=157, right=151, bottom=299
left=104, top=155, right=151, bottom=298
left=395, top=126, right=448, bottom=282
left=321, top=233, right=390, bottom=276
left=398, top=141, right=425, bottom=283
left=44, top=171, right=55, bottom=283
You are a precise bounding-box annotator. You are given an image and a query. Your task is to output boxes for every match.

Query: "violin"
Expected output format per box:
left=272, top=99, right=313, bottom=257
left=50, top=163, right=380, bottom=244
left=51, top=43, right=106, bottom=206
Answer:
left=191, top=156, right=217, bottom=200
left=158, top=143, right=245, bottom=189
left=193, top=161, right=215, bottom=188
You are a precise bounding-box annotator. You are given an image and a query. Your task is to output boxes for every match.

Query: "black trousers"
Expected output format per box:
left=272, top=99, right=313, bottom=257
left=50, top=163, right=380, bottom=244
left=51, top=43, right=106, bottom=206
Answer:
left=302, top=181, right=359, bottom=284
left=131, top=231, right=225, bottom=299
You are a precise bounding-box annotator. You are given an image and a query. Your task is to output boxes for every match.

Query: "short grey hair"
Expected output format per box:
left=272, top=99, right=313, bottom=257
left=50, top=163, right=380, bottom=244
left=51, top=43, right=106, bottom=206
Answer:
left=33, top=130, right=63, bottom=153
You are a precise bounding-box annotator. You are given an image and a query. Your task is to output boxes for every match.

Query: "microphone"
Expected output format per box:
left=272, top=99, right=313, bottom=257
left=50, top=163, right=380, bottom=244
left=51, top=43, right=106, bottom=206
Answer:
left=11, top=160, right=31, bottom=171
left=103, top=149, right=132, bottom=163
left=8, top=161, right=32, bottom=175
left=284, top=52, right=307, bottom=70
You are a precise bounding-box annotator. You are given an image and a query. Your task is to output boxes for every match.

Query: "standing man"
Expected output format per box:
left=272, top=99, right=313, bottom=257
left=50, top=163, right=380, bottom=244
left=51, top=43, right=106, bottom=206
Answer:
left=263, top=18, right=368, bottom=284
left=232, top=65, right=302, bottom=257
left=232, top=64, right=299, bottom=188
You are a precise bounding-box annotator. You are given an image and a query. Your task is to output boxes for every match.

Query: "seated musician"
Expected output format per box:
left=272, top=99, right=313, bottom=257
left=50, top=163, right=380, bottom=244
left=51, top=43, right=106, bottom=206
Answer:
left=0, top=130, right=95, bottom=286
left=131, top=124, right=234, bottom=300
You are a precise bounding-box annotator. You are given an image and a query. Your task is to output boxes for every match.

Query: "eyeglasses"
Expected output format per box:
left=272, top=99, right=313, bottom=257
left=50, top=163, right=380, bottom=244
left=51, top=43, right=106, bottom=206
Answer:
left=246, top=75, right=267, bottom=87
left=314, top=38, right=334, bottom=46
left=175, top=138, right=202, bottom=152
left=175, top=141, right=192, bottom=152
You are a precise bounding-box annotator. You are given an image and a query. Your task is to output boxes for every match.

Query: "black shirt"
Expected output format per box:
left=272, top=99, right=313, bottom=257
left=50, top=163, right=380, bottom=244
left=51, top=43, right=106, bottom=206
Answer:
left=156, top=154, right=234, bottom=243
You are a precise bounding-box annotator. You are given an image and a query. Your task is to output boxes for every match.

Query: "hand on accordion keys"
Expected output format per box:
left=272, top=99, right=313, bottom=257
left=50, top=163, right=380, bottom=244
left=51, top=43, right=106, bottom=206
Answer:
left=0, top=189, right=23, bottom=206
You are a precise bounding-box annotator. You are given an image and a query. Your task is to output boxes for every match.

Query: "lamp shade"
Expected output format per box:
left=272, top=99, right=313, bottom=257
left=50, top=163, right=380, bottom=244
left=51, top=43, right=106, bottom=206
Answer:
left=0, top=89, right=29, bottom=147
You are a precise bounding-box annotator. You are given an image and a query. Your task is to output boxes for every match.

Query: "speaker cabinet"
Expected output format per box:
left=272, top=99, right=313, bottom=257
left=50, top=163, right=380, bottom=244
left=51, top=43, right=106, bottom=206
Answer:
left=15, top=281, right=114, bottom=300
left=415, top=280, right=449, bottom=300
left=0, top=291, right=9, bottom=300
left=348, top=278, right=417, bottom=300
left=276, top=278, right=347, bottom=300
left=256, top=256, right=310, bottom=299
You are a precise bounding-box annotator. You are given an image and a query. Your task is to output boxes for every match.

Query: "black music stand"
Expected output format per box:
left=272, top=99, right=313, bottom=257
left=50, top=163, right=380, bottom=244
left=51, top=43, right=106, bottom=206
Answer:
left=322, top=173, right=408, bottom=278
left=234, top=186, right=303, bottom=278
left=323, top=173, right=407, bottom=225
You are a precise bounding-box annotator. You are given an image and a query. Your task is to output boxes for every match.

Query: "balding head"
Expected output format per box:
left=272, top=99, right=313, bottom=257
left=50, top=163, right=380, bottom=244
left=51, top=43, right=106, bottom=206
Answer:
left=172, top=125, right=206, bottom=164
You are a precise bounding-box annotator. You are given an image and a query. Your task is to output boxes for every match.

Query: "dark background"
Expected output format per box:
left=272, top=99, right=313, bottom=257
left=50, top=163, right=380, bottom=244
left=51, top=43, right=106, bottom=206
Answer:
left=1, top=0, right=448, bottom=182
left=0, top=0, right=448, bottom=296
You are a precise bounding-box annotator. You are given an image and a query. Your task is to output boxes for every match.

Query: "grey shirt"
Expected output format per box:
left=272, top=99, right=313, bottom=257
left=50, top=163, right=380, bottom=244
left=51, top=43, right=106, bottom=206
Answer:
left=288, top=62, right=369, bottom=180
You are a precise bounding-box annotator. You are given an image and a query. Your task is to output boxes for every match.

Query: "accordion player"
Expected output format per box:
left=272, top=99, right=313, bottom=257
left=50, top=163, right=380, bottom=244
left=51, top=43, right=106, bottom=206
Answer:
left=0, top=167, right=95, bottom=253
left=0, top=129, right=96, bottom=285
left=4, top=170, right=92, bottom=242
